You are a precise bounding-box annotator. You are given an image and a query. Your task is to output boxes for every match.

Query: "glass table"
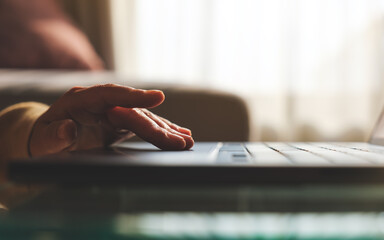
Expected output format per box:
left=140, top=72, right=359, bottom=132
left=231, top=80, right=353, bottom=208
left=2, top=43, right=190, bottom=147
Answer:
left=2, top=183, right=384, bottom=239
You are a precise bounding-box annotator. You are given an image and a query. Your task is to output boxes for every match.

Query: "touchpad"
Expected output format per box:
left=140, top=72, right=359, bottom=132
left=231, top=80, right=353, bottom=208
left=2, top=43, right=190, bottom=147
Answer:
left=107, top=142, right=220, bottom=165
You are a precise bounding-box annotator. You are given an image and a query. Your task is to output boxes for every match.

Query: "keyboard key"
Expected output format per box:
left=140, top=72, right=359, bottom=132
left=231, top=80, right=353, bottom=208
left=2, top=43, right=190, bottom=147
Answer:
left=221, top=143, right=246, bottom=151
left=246, top=143, right=292, bottom=165
left=269, top=143, right=330, bottom=165
left=216, top=150, right=251, bottom=164
left=306, top=143, right=373, bottom=165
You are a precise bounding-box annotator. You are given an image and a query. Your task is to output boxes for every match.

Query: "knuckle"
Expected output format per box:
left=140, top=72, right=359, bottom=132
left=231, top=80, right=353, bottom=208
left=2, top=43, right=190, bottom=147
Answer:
left=90, top=84, right=131, bottom=97
left=62, top=86, right=84, bottom=99
left=91, top=83, right=122, bottom=90
left=97, top=83, right=117, bottom=88
left=88, top=84, right=115, bottom=94
left=67, top=86, right=84, bottom=94
left=125, top=108, right=139, bottom=118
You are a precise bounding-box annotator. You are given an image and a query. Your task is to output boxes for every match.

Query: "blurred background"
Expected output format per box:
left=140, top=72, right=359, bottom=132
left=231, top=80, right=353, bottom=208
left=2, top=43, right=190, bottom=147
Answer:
left=31, top=0, right=384, bottom=141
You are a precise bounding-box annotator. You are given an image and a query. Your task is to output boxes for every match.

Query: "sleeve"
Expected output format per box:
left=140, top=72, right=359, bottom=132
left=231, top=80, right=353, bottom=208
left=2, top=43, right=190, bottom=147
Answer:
left=0, top=102, right=49, bottom=160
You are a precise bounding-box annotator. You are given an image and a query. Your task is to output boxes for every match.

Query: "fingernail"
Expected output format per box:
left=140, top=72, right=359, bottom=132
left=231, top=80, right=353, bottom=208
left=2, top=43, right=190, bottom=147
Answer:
left=180, top=127, right=192, bottom=136
left=146, top=90, right=164, bottom=94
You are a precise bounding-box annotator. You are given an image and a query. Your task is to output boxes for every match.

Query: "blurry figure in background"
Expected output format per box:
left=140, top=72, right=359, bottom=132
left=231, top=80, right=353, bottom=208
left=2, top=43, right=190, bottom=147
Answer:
left=0, top=0, right=103, bottom=69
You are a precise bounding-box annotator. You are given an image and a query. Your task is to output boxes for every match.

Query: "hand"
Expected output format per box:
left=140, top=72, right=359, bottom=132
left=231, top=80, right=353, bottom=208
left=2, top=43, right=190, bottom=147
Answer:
left=29, top=84, right=194, bottom=157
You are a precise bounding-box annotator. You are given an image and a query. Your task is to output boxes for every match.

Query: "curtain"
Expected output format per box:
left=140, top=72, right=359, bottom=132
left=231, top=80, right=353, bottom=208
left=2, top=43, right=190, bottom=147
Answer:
left=110, top=0, right=384, bottom=141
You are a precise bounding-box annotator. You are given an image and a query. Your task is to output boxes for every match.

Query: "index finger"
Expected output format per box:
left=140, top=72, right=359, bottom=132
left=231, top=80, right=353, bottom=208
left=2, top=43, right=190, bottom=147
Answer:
left=50, top=84, right=165, bottom=118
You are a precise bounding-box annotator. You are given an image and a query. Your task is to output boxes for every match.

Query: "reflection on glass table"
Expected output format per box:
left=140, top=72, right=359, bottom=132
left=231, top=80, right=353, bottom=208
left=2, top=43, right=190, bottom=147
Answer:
left=1, top=184, right=384, bottom=239
left=3, top=212, right=384, bottom=239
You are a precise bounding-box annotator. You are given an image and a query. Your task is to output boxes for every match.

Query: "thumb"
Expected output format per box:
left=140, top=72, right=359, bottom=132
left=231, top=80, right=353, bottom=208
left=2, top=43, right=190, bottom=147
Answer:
left=44, top=119, right=77, bottom=154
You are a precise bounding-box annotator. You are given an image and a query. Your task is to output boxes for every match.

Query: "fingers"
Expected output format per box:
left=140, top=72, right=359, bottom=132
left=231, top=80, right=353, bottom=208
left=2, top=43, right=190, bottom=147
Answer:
left=107, top=107, right=193, bottom=150
left=30, top=119, right=77, bottom=157
left=141, top=109, right=194, bottom=149
left=64, top=84, right=165, bottom=113
left=43, top=84, right=165, bottom=122
left=158, top=116, right=192, bottom=136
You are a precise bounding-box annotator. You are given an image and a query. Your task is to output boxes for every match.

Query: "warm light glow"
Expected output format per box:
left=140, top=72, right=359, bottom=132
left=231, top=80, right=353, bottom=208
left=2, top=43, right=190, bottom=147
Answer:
left=110, top=0, right=384, bottom=141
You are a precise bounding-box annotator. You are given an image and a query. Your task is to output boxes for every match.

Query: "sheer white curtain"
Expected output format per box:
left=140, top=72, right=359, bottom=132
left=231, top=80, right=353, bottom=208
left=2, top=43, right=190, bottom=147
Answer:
left=110, top=0, right=384, bottom=141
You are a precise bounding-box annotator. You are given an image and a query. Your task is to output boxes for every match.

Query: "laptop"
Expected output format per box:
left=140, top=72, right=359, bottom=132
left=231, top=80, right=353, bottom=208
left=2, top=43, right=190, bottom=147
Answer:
left=8, top=108, right=384, bottom=185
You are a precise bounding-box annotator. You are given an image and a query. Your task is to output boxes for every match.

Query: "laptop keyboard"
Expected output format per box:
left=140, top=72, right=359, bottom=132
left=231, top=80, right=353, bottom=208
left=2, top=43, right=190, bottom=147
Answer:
left=218, top=142, right=384, bottom=165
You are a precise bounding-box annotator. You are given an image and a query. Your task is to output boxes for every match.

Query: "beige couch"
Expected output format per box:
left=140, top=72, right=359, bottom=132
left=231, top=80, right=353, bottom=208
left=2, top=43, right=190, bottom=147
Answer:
left=0, top=70, right=249, bottom=142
